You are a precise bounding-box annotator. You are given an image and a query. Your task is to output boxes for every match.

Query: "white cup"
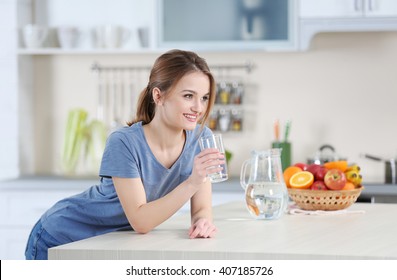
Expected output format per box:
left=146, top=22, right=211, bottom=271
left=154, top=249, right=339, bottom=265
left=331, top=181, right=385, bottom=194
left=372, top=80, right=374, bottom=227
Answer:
left=241, top=15, right=266, bottom=40
left=199, top=134, right=228, bottom=183
left=138, top=27, right=149, bottom=48
left=57, top=26, right=80, bottom=49
left=22, top=24, right=48, bottom=48
left=93, top=25, right=131, bottom=48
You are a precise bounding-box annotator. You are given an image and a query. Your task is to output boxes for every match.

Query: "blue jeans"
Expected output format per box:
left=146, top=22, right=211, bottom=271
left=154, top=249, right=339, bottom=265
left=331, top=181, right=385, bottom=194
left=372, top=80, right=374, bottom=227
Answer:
left=25, top=220, right=61, bottom=260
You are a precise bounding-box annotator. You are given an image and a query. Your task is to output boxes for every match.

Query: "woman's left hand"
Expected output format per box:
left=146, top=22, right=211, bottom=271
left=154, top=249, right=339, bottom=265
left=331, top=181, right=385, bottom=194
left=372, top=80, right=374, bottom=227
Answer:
left=188, top=218, right=217, bottom=239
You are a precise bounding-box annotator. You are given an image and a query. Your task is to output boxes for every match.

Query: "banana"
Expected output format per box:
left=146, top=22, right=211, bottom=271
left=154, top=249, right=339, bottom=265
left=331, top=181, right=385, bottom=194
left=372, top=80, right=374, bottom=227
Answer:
left=345, top=170, right=362, bottom=186
left=346, top=164, right=361, bottom=172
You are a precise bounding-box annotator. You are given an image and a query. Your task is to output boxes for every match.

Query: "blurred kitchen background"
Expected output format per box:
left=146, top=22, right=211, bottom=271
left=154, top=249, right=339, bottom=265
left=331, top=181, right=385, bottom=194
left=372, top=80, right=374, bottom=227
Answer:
left=2, top=0, right=397, bottom=259
left=2, top=0, right=397, bottom=182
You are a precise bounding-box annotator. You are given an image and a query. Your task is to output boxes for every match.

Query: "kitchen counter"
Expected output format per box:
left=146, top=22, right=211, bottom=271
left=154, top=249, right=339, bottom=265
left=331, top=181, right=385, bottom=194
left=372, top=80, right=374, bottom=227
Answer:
left=1, top=176, right=397, bottom=204
left=1, top=176, right=396, bottom=194
left=49, top=201, right=397, bottom=260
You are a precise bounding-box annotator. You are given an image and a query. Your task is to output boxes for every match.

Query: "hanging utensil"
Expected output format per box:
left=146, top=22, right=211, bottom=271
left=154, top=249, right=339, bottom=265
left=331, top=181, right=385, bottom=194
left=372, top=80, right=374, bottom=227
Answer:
left=284, top=120, right=291, bottom=142
left=362, top=154, right=397, bottom=184
left=128, top=69, right=136, bottom=121
left=108, top=69, right=122, bottom=131
left=92, top=62, right=105, bottom=122
left=273, top=119, right=280, bottom=142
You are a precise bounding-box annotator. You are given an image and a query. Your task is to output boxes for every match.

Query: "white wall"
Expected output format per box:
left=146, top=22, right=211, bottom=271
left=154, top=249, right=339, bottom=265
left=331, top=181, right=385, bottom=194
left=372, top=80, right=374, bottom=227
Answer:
left=0, top=0, right=19, bottom=179
left=27, top=31, right=397, bottom=183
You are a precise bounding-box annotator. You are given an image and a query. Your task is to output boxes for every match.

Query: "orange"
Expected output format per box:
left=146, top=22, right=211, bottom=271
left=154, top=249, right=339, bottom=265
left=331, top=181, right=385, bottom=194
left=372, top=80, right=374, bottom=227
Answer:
left=342, top=182, right=355, bottom=190
left=283, top=166, right=302, bottom=188
left=289, top=171, right=314, bottom=189
left=324, top=161, right=348, bottom=172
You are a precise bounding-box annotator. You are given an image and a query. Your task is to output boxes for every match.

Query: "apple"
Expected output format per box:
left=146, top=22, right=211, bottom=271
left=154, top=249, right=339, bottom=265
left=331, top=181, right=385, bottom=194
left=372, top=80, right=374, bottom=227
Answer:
left=311, top=180, right=328, bottom=190
left=324, top=169, right=347, bottom=190
left=315, top=167, right=328, bottom=181
left=294, top=162, right=308, bottom=171
left=307, top=164, right=322, bottom=175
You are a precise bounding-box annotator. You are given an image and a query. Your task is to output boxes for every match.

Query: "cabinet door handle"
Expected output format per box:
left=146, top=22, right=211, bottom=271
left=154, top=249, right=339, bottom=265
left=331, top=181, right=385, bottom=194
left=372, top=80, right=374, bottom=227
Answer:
left=354, top=0, right=364, bottom=12
left=368, top=0, right=373, bottom=11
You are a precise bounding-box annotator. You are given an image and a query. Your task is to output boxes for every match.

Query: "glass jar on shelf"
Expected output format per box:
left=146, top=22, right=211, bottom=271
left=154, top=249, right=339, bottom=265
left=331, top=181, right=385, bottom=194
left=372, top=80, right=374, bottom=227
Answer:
left=208, top=110, right=218, bottom=131
left=231, top=108, right=243, bottom=132
left=218, top=108, right=231, bottom=132
left=231, top=81, right=244, bottom=105
left=217, top=81, right=231, bottom=105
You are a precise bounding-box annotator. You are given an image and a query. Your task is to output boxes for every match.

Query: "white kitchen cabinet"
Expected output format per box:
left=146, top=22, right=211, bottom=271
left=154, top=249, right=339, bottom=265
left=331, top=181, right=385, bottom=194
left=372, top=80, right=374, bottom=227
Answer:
left=300, top=0, right=397, bottom=18
left=299, top=0, right=397, bottom=50
left=159, top=0, right=298, bottom=51
left=0, top=177, right=244, bottom=260
left=0, top=0, right=19, bottom=180
left=17, top=0, right=158, bottom=53
left=0, top=179, right=91, bottom=260
left=16, top=0, right=299, bottom=54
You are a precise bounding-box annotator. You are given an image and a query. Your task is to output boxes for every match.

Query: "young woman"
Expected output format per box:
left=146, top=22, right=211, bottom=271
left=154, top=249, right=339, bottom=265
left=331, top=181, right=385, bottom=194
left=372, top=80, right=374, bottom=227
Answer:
left=25, top=49, right=223, bottom=260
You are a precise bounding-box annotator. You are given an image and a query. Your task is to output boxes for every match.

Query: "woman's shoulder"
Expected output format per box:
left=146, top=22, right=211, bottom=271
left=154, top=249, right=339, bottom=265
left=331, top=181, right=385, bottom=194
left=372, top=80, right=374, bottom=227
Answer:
left=109, top=122, right=142, bottom=137
left=106, top=122, right=144, bottom=145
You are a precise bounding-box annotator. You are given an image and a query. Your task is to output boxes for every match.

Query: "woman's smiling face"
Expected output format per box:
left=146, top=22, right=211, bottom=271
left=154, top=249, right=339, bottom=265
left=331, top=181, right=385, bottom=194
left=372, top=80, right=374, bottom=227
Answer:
left=156, top=71, right=211, bottom=130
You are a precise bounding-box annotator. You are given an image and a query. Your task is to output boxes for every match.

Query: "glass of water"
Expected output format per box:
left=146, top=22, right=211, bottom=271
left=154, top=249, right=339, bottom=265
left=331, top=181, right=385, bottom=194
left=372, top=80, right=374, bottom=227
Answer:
left=199, top=134, right=228, bottom=183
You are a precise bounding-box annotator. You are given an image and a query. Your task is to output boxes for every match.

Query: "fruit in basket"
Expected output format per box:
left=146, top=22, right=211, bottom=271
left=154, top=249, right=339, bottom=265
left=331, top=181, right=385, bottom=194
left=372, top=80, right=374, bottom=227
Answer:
left=314, top=166, right=328, bottom=181
left=306, top=163, right=322, bottom=175
left=285, top=160, right=363, bottom=191
left=311, top=180, right=328, bottom=190
left=294, top=162, right=308, bottom=171
left=289, top=171, right=314, bottom=189
left=324, top=160, right=348, bottom=172
left=324, top=169, right=347, bottom=190
left=346, top=164, right=361, bottom=172
left=283, top=166, right=302, bottom=188
left=342, top=182, right=355, bottom=190
left=345, top=169, right=363, bottom=187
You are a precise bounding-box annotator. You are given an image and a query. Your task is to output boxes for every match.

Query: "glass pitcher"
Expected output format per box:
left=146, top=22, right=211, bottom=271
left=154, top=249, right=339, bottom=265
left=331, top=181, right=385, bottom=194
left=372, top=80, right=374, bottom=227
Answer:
left=240, top=149, right=288, bottom=220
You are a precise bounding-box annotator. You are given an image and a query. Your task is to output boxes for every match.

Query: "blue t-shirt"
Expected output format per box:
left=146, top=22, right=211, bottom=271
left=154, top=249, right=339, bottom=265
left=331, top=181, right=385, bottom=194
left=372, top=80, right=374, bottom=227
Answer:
left=40, top=122, right=212, bottom=244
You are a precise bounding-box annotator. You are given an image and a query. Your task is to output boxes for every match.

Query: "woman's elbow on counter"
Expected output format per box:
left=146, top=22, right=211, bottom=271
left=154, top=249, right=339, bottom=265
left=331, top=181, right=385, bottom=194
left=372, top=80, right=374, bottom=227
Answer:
left=131, top=222, right=153, bottom=234
left=134, top=228, right=151, bottom=234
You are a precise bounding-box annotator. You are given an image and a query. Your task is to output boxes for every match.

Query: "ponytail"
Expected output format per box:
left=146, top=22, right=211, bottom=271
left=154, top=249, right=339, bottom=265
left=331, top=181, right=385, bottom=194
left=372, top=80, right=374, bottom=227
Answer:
left=127, top=86, right=155, bottom=126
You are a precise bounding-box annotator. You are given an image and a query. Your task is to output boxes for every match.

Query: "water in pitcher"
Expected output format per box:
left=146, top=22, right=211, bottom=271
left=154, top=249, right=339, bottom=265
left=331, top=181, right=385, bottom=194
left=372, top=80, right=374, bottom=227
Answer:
left=245, top=182, right=288, bottom=220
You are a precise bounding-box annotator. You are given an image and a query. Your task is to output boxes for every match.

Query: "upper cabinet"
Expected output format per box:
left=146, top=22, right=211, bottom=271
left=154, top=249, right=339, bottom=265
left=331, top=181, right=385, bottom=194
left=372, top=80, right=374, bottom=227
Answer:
left=300, top=0, right=397, bottom=18
left=299, top=0, right=397, bottom=50
left=158, top=0, right=298, bottom=51
left=17, top=0, right=299, bottom=54
left=13, top=0, right=397, bottom=54
left=17, top=0, right=158, bottom=54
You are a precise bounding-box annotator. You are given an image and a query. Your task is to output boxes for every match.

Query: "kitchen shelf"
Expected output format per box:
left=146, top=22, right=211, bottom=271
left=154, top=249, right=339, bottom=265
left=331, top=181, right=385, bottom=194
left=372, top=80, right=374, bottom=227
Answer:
left=91, top=61, right=255, bottom=73
left=17, top=48, right=164, bottom=55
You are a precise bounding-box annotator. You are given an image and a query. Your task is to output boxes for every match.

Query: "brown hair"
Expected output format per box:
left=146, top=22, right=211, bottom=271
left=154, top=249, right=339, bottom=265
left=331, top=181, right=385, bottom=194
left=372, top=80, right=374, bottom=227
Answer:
left=127, top=49, right=216, bottom=128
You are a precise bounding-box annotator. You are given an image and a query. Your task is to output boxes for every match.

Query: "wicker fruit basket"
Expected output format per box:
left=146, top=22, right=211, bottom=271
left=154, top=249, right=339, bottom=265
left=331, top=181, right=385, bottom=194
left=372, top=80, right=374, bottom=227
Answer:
left=288, top=187, right=364, bottom=211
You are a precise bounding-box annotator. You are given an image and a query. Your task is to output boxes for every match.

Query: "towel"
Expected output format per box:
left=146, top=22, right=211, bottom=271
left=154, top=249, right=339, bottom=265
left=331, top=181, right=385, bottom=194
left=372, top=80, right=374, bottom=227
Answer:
left=288, top=205, right=365, bottom=216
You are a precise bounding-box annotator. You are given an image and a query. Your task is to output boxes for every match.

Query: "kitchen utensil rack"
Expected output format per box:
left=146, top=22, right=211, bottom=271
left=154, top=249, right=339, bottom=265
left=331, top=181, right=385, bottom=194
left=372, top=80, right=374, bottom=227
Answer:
left=91, top=61, right=255, bottom=133
left=91, top=62, right=151, bottom=130
left=91, top=61, right=255, bottom=73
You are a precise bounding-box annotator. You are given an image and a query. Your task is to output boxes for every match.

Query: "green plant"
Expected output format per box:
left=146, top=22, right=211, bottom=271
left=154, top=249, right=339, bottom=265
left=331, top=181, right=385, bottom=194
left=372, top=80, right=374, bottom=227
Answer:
left=225, top=149, right=233, bottom=165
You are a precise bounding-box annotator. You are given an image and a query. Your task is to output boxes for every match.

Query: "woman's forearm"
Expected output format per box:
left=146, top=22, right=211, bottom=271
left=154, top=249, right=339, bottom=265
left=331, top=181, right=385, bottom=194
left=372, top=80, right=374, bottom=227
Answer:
left=122, top=179, right=200, bottom=234
left=136, top=186, right=195, bottom=233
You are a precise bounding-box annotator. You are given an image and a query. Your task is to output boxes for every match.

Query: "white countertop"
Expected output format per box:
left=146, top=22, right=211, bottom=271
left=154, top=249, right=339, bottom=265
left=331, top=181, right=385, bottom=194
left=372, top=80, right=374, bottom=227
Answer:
left=49, top=201, right=397, bottom=260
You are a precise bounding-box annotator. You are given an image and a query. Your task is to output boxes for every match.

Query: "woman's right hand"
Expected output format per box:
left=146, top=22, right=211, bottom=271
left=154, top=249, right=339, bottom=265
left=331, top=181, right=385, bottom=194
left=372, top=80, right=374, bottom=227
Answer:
left=189, top=148, right=225, bottom=187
